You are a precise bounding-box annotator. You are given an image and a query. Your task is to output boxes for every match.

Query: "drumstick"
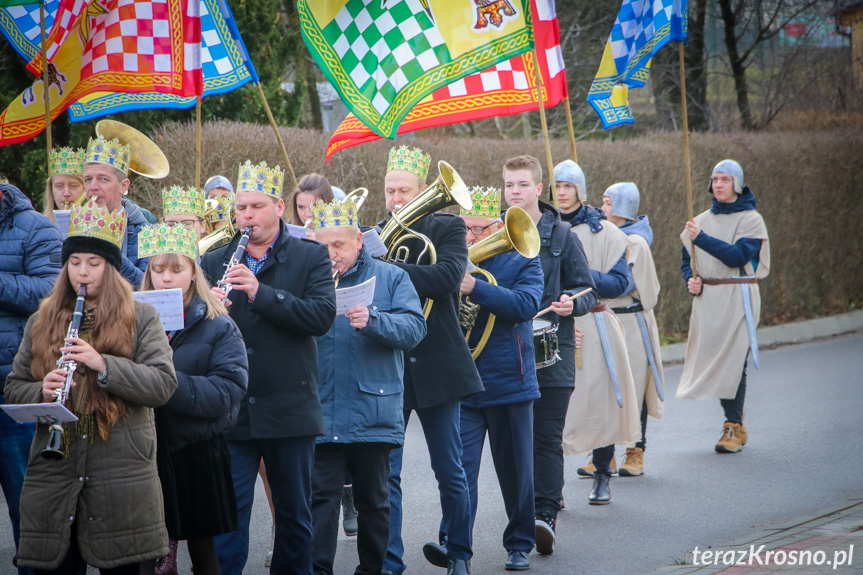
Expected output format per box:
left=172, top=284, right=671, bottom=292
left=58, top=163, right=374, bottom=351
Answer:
left=533, top=287, right=593, bottom=319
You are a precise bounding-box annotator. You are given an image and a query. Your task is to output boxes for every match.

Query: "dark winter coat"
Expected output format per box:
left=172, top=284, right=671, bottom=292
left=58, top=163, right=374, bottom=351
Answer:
left=0, top=184, right=62, bottom=392
left=119, top=197, right=149, bottom=288
left=201, top=223, right=336, bottom=440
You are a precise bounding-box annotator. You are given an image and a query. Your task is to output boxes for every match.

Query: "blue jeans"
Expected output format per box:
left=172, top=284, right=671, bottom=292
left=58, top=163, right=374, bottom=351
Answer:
left=215, top=437, right=315, bottom=575
left=460, top=401, right=535, bottom=553
left=0, top=395, right=36, bottom=575
left=383, top=400, right=472, bottom=572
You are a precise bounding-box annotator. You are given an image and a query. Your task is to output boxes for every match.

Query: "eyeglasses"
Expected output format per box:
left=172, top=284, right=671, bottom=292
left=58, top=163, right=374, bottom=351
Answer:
left=166, top=218, right=204, bottom=226
left=467, top=222, right=499, bottom=235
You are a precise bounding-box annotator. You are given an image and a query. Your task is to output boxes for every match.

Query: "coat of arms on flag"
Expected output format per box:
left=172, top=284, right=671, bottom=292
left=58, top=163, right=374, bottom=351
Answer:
left=298, top=0, right=534, bottom=138
left=588, top=0, right=687, bottom=129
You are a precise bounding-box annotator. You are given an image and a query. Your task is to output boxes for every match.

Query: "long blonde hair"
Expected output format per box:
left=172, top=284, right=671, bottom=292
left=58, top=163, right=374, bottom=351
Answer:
left=43, top=174, right=85, bottom=222
left=140, top=253, right=227, bottom=321
left=30, top=260, right=135, bottom=440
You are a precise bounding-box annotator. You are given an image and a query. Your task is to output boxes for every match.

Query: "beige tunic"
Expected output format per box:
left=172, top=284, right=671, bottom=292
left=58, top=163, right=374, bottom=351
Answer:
left=677, top=209, right=770, bottom=400
left=607, top=230, right=665, bottom=421
left=563, top=221, right=640, bottom=455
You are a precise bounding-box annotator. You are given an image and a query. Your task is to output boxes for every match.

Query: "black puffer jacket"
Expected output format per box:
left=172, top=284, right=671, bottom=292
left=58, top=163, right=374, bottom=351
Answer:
left=158, top=296, right=249, bottom=452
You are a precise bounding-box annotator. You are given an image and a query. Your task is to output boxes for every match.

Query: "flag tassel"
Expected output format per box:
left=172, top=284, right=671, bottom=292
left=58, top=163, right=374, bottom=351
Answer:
left=255, top=82, right=297, bottom=190
left=678, top=41, right=697, bottom=277
left=531, top=48, right=559, bottom=211
left=39, top=0, right=52, bottom=174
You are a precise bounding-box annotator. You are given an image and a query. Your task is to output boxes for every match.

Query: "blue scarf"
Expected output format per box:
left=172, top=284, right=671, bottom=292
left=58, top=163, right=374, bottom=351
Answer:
left=711, top=187, right=757, bottom=215
left=619, top=215, right=653, bottom=246
left=561, top=204, right=605, bottom=233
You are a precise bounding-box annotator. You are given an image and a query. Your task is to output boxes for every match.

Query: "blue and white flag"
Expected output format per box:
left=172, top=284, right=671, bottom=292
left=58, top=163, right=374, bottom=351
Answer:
left=0, top=0, right=257, bottom=122
left=587, top=0, right=687, bottom=129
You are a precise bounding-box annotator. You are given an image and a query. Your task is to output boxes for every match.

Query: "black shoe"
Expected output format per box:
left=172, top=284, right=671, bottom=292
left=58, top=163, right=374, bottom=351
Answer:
left=589, top=472, right=611, bottom=505
left=341, top=485, right=358, bottom=537
left=447, top=558, right=471, bottom=575
left=505, top=550, right=530, bottom=571
left=534, top=512, right=556, bottom=555
left=423, top=542, right=449, bottom=568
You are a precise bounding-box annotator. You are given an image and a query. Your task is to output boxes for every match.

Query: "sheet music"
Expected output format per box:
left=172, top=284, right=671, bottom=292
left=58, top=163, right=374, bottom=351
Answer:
left=286, top=224, right=309, bottom=239
left=362, top=229, right=388, bottom=258
left=133, top=288, right=184, bottom=330
left=335, top=276, right=376, bottom=315
left=0, top=403, right=78, bottom=424
left=53, top=210, right=71, bottom=240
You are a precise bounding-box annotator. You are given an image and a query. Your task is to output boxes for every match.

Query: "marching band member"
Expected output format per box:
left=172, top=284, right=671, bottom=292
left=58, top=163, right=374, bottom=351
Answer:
left=380, top=146, right=483, bottom=575
left=162, top=187, right=208, bottom=241
left=556, top=161, right=640, bottom=506
left=82, top=135, right=150, bottom=286
left=287, top=173, right=335, bottom=228
left=678, top=160, right=770, bottom=453
left=139, top=224, right=248, bottom=575
left=204, top=176, right=235, bottom=233
left=5, top=198, right=178, bottom=574
left=43, top=147, right=86, bottom=220
left=601, top=183, right=665, bottom=476
left=457, top=188, right=543, bottom=571
left=202, top=161, right=336, bottom=575
left=500, top=156, right=595, bottom=556
left=311, top=199, right=426, bottom=575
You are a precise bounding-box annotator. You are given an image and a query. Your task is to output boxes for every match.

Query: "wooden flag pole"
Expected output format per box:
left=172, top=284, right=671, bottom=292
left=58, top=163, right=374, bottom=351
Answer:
left=39, top=0, right=52, bottom=175
left=195, top=95, right=202, bottom=191
left=678, top=41, right=697, bottom=277
left=255, top=82, right=298, bottom=190
left=562, top=98, right=578, bottom=164
left=531, top=48, right=559, bottom=211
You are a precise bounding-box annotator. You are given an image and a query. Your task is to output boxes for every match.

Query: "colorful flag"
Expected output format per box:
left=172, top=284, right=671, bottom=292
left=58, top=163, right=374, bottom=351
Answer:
left=326, top=0, right=565, bottom=163
left=298, top=0, right=534, bottom=139
left=0, top=0, right=203, bottom=146
left=588, top=0, right=687, bottom=129
left=0, top=0, right=36, bottom=7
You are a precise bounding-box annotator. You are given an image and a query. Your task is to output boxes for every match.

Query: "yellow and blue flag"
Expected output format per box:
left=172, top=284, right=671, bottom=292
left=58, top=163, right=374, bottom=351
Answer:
left=588, top=0, right=687, bottom=129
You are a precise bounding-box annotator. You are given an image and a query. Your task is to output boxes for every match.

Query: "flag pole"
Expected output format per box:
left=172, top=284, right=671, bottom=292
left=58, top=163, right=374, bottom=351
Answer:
left=39, top=0, right=52, bottom=175
left=678, top=41, right=697, bottom=276
left=195, top=95, right=202, bottom=191
left=531, top=48, right=559, bottom=211
left=255, top=82, right=298, bottom=190
left=562, top=97, right=578, bottom=163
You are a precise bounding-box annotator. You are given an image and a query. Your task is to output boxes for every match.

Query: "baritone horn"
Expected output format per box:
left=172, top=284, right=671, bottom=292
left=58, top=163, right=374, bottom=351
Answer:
left=379, top=161, right=473, bottom=319
left=95, top=120, right=170, bottom=179
left=461, top=206, right=540, bottom=359
left=199, top=198, right=237, bottom=254
left=343, top=187, right=368, bottom=211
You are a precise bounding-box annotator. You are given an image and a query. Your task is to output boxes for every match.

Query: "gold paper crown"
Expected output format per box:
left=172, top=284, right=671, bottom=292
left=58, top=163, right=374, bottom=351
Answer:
left=236, top=160, right=284, bottom=199
left=387, top=145, right=431, bottom=181
left=68, top=198, right=126, bottom=249
left=162, top=186, right=206, bottom=218
left=313, top=199, right=359, bottom=230
left=461, top=186, right=501, bottom=219
left=50, top=147, right=86, bottom=177
left=138, top=222, right=199, bottom=261
left=207, top=194, right=234, bottom=223
left=85, top=135, right=132, bottom=175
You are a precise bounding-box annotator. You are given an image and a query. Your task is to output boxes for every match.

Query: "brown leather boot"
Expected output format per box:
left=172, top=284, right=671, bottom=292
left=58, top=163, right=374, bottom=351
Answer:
left=715, top=422, right=745, bottom=453
left=576, top=453, right=617, bottom=477
left=618, top=447, right=644, bottom=476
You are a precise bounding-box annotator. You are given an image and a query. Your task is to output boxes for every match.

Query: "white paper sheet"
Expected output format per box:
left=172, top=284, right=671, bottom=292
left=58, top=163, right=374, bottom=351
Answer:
left=53, top=210, right=71, bottom=240
left=0, top=403, right=78, bottom=424
left=362, top=229, right=388, bottom=258
left=335, top=276, right=376, bottom=315
left=286, top=224, right=309, bottom=239
left=133, top=288, right=185, bottom=331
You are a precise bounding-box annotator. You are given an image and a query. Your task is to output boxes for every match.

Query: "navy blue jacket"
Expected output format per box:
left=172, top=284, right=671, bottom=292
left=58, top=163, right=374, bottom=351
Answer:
left=157, top=296, right=249, bottom=452
left=0, top=184, right=62, bottom=391
left=120, top=197, right=150, bottom=287
left=317, top=248, right=426, bottom=445
left=462, top=251, right=543, bottom=409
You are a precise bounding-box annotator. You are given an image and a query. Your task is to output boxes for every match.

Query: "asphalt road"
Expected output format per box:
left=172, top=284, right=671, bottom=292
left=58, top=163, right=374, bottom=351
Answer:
left=2, top=332, right=861, bottom=574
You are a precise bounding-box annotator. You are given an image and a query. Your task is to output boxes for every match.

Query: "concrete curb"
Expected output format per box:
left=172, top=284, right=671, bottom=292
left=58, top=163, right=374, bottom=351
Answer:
left=660, top=310, right=863, bottom=365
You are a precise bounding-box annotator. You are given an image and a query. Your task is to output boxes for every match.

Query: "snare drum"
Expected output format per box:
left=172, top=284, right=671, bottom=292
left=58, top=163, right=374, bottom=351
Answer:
left=533, top=318, right=560, bottom=369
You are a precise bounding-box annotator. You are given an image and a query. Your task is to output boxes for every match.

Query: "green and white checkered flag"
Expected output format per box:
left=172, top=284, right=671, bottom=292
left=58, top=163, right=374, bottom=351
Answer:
left=299, top=0, right=533, bottom=138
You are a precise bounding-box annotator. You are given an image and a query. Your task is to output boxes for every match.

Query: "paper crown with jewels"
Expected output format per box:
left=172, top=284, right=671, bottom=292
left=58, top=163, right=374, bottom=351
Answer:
left=85, top=135, right=132, bottom=175
left=162, top=185, right=206, bottom=218
left=138, top=222, right=199, bottom=261
left=313, top=199, right=359, bottom=230
left=50, top=147, right=86, bottom=177
left=207, top=194, right=234, bottom=223
left=460, top=186, right=501, bottom=219
left=68, top=198, right=126, bottom=249
left=387, top=145, right=431, bottom=182
left=236, top=160, right=284, bottom=199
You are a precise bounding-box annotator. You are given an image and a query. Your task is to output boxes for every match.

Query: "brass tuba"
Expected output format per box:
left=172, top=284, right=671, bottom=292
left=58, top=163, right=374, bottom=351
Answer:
left=343, top=187, right=368, bottom=211
left=462, top=206, right=540, bottom=359
left=95, top=120, right=170, bottom=179
left=380, top=161, right=473, bottom=319
left=198, top=198, right=237, bottom=254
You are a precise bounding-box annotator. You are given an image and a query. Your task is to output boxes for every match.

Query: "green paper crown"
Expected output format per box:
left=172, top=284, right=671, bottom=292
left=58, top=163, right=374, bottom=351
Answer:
left=313, top=199, right=359, bottom=230
left=237, top=160, right=284, bottom=199
left=85, top=135, right=132, bottom=175
left=138, top=223, right=199, bottom=261
left=69, top=198, right=127, bottom=249
left=50, top=147, right=86, bottom=177
left=163, top=186, right=206, bottom=218
left=460, top=186, right=501, bottom=219
left=387, top=145, right=431, bottom=181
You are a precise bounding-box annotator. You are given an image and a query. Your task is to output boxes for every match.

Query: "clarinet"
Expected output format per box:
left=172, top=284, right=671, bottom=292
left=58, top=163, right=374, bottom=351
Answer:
left=42, top=284, right=87, bottom=461
left=217, top=227, right=253, bottom=301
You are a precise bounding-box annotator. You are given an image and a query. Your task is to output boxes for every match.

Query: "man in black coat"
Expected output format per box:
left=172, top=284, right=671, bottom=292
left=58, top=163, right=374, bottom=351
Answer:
left=202, top=161, right=336, bottom=575
left=502, top=156, right=596, bottom=556
left=380, top=147, right=484, bottom=575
